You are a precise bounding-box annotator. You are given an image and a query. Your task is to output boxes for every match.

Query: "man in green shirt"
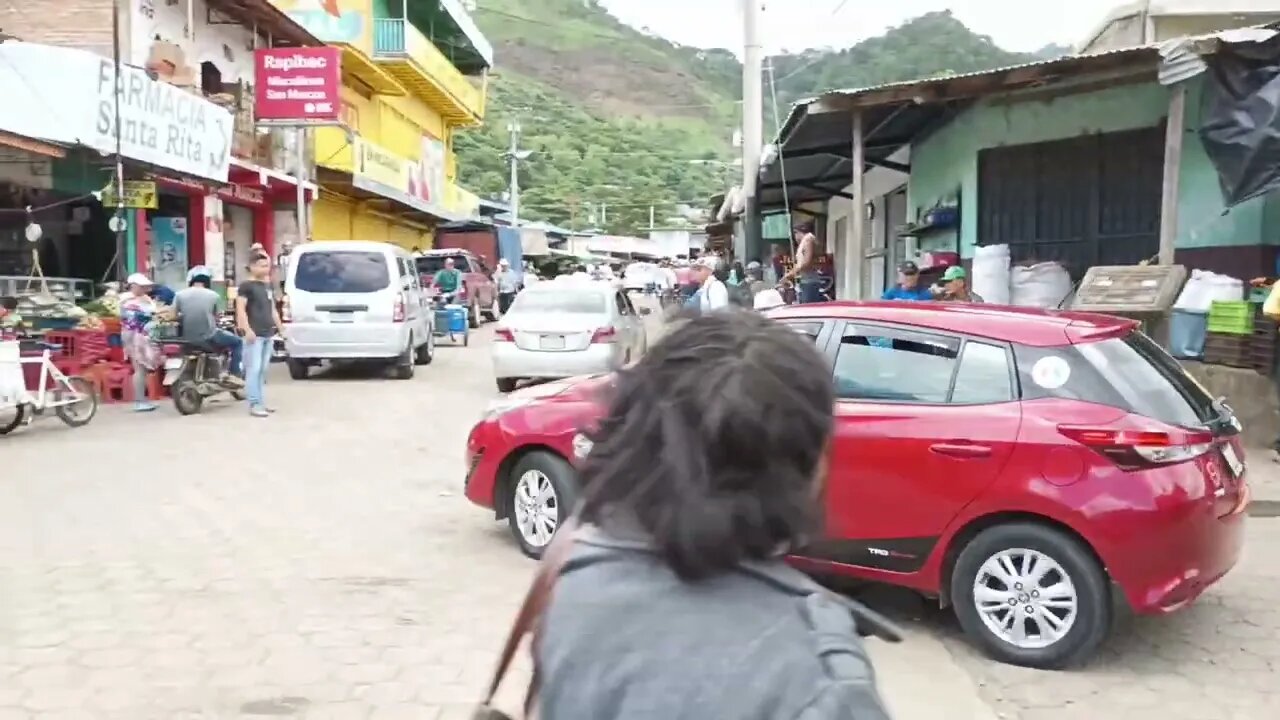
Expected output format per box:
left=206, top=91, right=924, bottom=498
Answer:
left=434, top=257, right=463, bottom=301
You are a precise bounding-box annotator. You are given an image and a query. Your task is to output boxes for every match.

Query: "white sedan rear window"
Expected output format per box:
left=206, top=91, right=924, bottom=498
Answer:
left=512, top=291, right=607, bottom=314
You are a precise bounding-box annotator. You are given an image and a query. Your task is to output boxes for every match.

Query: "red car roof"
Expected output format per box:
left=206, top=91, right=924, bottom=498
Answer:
left=766, top=301, right=1138, bottom=347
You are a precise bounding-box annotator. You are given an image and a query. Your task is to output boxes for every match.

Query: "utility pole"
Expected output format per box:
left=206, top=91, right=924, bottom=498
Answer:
left=505, top=120, right=526, bottom=227
left=741, top=0, right=764, bottom=261
left=110, top=0, right=126, bottom=279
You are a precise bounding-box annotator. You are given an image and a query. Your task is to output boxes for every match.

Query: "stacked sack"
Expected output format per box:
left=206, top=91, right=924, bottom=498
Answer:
left=972, top=245, right=1011, bottom=305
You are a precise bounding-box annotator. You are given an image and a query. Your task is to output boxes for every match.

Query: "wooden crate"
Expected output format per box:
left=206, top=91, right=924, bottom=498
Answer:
left=1204, top=332, right=1253, bottom=369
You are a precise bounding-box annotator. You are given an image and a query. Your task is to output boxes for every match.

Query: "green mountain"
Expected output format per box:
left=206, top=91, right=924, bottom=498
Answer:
left=765, top=12, right=1038, bottom=109
left=458, top=4, right=1041, bottom=234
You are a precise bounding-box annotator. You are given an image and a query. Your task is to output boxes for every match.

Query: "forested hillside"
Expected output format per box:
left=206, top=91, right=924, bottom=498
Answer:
left=459, top=3, right=1044, bottom=234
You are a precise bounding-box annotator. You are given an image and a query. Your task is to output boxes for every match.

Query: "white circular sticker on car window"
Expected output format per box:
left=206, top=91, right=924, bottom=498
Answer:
left=1031, top=356, right=1071, bottom=390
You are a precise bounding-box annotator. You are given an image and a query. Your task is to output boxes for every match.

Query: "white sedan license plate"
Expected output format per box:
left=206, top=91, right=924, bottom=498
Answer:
left=540, top=335, right=566, bottom=350
left=1220, top=442, right=1244, bottom=478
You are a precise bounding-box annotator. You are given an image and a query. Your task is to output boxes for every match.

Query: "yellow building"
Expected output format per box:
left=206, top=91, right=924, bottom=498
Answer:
left=272, top=0, right=489, bottom=248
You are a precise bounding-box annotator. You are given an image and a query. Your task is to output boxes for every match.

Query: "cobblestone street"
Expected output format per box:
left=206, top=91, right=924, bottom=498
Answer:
left=1, top=324, right=1278, bottom=719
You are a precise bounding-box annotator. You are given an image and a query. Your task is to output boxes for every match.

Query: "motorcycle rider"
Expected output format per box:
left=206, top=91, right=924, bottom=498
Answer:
left=433, top=257, right=464, bottom=304
left=173, top=266, right=244, bottom=385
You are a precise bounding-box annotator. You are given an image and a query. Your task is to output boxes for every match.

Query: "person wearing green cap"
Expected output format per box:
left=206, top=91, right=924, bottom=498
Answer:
left=938, top=265, right=983, bottom=303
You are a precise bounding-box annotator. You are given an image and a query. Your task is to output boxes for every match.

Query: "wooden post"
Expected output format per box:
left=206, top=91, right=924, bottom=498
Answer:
left=1158, top=85, right=1187, bottom=265
left=850, top=110, right=866, bottom=298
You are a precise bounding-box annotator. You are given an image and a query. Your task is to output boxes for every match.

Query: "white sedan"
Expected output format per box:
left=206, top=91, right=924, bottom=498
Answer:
left=491, top=281, right=649, bottom=393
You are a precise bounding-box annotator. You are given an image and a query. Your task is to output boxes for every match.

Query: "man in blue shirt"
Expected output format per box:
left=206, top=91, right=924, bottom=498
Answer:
left=881, top=261, right=935, bottom=301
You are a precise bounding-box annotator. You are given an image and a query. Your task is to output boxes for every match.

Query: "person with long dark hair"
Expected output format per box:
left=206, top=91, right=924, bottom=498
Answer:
left=532, top=311, right=896, bottom=719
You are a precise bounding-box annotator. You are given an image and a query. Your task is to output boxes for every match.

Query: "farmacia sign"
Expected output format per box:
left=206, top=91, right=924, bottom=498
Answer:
left=93, top=58, right=232, bottom=182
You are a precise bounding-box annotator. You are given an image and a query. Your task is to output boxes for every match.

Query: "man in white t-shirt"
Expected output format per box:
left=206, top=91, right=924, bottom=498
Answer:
left=692, top=255, right=729, bottom=313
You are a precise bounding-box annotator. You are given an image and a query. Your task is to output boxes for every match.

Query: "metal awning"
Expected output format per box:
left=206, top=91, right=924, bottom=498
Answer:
left=439, top=0, right=494, bottom=68
left=208, top=0, right=323, bottom=47
left=316, top=166, right=463, bottom=225
left=762, top=46, right=1161, bottom=210
left=0, top=130, right=66, bottom=158
left=340, top=46, right=407, bottom=96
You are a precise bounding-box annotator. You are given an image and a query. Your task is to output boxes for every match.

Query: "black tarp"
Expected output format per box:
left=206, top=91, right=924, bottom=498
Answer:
left=1200, top=37, right=1280, bottom=207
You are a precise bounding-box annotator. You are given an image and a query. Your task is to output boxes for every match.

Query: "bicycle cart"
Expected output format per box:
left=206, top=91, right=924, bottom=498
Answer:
left=0, top=340, right=98, bottom=435
left=433, top=299, right=470, bottom=347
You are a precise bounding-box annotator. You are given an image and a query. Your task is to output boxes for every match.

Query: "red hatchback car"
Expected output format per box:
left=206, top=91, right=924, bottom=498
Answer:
left=464, top=302, right=1249, bottom=668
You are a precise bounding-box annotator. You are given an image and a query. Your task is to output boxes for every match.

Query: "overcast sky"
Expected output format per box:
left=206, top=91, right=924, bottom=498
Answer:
left=598, top=0, right=1124, bottom=54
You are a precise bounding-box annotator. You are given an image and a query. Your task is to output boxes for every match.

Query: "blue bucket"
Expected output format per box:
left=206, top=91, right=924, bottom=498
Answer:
left=444, top=304, right=468, bottom=334
left=1169, top=310, right=1208, bottom=359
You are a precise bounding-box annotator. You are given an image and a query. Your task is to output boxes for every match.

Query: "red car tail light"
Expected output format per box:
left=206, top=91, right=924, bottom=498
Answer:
left=590, top=327, right=617, bottom=343
left=393, top=294, right=406, bottom=322
left=494, top=328, right=515, bottom=342
left=1057, top=425, right=1214, bottom=470
left=280, top=294, right=292, bottom=323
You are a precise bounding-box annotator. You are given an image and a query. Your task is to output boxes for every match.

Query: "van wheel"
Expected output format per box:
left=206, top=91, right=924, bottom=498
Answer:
left=496, top=377, right=517, bottom=393
left=287, top=359, right=310, bottom=380
left=506, top=451, right=580, bottom=559
left=414, top=331, right=435, bottom=365
left=951, top=523, right=1110, bottom=669
left=393, top=338, right=415, bottom=380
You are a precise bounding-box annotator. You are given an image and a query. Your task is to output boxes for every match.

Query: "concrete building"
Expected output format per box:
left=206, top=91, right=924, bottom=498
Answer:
left=1079, top=0, right=1280, bottom=52
left=273, top=0, right=489, bottom=248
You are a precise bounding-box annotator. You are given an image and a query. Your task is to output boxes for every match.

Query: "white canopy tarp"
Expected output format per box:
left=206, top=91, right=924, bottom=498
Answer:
left=588, top=235, right=663, bottom=257
left=519, top=227, right=550, bottom=256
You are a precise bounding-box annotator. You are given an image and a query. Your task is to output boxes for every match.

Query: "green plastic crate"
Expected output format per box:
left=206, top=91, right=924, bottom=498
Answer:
left=1207, top=301, right=1255, bottom=335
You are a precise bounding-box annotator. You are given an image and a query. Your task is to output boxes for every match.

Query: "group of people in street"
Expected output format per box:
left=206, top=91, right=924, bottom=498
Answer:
left=119, top=247, right=281, bottom=417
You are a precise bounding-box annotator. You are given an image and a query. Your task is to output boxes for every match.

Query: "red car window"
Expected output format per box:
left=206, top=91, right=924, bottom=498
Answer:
left=834, top=325, right=959, bottom=403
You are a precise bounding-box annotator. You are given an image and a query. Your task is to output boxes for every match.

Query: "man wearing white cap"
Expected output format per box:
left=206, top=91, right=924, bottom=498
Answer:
left=493, top=258, right=520, bottom=315
left=120, top=273, right=163, bottom=412
left=692, top=255, right=730, bottom=313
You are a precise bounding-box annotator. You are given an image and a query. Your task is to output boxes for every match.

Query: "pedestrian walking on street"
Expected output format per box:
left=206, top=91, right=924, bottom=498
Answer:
left=236, top=252, right=283, bottom=418
left=492, top=311, right=895, bottom=720
left=120, top=273, right=163, bottom=413
left=493, top=258, right=519, bottom=315
left=692, top=255, right=730, bottom=313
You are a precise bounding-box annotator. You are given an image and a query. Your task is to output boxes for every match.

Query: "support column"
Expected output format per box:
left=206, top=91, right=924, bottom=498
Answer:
left=134, top=210, right=152, bottom=275
left=124, top=212, right=138, bottom=275
left=1159, top=85, right=1187, bottom=265
left=256, top=204, right=275, bottom=258
left=850, top=110, right=866, bottom=299
left=188, top=195, right=207, bottom=267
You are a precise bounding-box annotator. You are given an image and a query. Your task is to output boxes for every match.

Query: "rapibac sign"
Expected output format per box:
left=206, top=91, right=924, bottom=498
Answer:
left=254, top=47, right=341, bottom=123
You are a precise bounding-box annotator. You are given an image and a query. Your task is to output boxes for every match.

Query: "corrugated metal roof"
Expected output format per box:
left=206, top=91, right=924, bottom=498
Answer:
left=1157, top=26, right=1279, bottom=85
left=791, top=46, right=1150, bottom=110
left=774, top=23, right=1280, bottom=149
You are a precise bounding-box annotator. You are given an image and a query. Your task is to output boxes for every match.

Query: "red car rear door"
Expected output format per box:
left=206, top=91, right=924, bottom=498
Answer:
left=814, top=321, right=1022, bottom=574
